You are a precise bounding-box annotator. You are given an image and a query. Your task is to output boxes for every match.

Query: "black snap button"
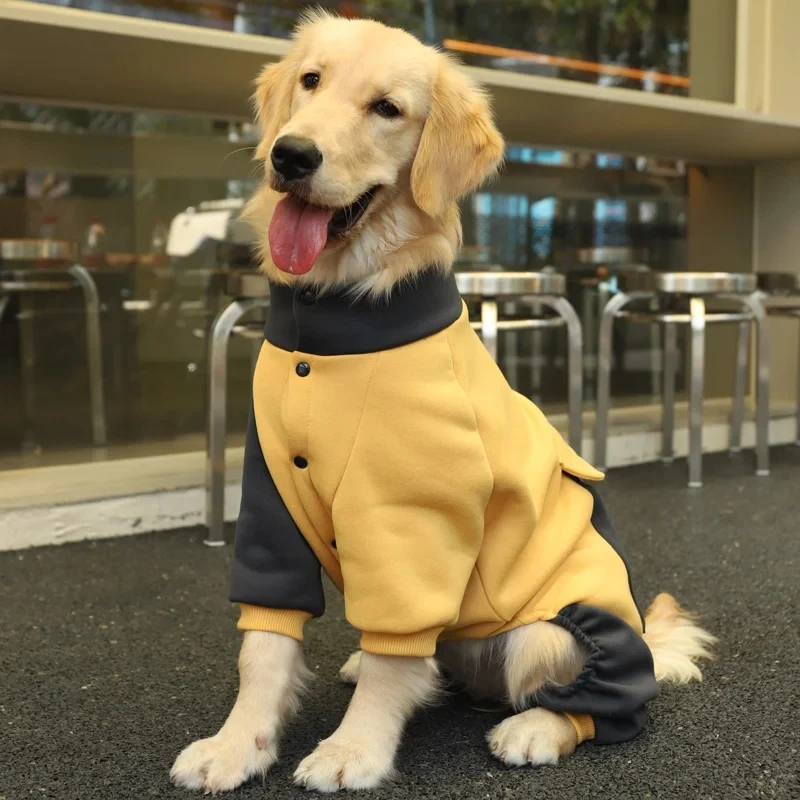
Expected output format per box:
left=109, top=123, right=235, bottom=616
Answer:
left=293, top=456, right=308, bottom=469
left=331, top=540, right=337, bottom=549
left=300, top=289, right=316, bottom=306
left=296, top=362, right=311, bottom=377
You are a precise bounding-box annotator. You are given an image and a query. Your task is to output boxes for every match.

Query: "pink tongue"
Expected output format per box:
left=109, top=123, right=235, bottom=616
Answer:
left=268, top=195, right=333, bottom=275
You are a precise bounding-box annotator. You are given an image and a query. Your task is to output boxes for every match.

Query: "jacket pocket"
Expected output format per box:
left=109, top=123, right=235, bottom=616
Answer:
left=555, top=435, right=605, bottom=482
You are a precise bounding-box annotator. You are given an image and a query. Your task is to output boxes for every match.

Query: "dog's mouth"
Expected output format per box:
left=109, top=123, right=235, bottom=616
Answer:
left=268, top=187, right=380, bottom=276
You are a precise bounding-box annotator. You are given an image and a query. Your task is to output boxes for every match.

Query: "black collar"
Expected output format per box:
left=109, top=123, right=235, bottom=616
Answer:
left=264, top=268, right=463, bottom=356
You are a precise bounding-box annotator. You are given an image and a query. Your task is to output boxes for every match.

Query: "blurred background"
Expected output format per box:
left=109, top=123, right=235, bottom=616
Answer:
left=2, top=0, right=800, bottom=515
left=0, top=0, right=702, bottom=473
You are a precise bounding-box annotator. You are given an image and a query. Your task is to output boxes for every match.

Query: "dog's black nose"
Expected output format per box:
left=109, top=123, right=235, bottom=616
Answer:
left=271, top=136, right=323, bottom=182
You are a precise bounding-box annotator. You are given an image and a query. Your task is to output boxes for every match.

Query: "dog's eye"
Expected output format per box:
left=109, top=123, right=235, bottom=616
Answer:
left=301, top=73, right=320, bottom=90
left=373, top=99, right=401, bottom=119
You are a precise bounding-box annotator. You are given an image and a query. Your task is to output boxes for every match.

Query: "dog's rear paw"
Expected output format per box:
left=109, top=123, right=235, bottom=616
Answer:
left=488, top=708, right=576, bottom=767
left=338, top=651, right=362, bottom=685
left=294, top=738, right=393, bottom=792
left=171, top=731, right=277, bottom=793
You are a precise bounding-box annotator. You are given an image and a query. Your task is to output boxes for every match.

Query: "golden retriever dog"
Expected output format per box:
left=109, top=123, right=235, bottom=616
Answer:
left=171, top=11, right=714, bottom=794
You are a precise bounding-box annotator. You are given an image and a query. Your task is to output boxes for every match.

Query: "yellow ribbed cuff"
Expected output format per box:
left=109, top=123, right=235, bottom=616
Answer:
left=563, top=712, right=595, bottom=744
left=360, top=627, right=445, bottom=657
left=236, top=605, right=312, bottom=641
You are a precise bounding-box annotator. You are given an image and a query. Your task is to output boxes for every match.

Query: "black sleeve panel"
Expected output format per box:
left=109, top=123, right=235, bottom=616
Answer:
left=228, top=405, right=325, bottom=618
left=535, top=603, right=660, bottom=744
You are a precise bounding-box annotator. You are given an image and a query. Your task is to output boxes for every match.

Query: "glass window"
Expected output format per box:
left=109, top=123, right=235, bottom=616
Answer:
left=0, top=101, right=261, bottom=469
left=459, top=145, right=688, bottom=410
left=0, top=97, right=688, bottom=471
left=29, top=0, right=691, bottom=96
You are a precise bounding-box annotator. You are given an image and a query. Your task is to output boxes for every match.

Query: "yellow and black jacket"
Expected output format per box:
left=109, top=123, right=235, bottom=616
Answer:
left=231, top=268, right=659, bottom=745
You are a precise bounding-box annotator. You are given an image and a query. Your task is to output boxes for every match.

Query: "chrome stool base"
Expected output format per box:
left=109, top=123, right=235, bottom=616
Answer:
left=204, top=272, right=270, bottom=547
left=457, top=271, right=584, bottom=454
left=594, top=272, right=769, bottom=488
left=731, top=273, right=800, bottom=454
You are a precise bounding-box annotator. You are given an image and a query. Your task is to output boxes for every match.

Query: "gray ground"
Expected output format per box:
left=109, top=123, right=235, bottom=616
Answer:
left=1, top=448, right=798, bottom=800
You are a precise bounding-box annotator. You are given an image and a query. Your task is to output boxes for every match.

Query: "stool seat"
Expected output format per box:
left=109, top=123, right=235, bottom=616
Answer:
left=756, top=272, right=800, bottom=294
left=619, top=271, right=756, bottom=295
left=0, top=239, right=76, bottom=264
left=456, top=271, right=565, bottom=298
left=225, top=271, right=271, bottom=299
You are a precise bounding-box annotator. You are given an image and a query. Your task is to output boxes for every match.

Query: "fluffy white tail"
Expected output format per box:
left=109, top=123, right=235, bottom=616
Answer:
left=643, top=593, right=716, bottom=684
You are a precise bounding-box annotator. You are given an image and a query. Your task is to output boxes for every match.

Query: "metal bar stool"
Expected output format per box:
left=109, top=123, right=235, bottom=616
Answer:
left=730, top=272, right=800, bottom=449
left=0, top=239, right=107, bottom=449
left=594, top=272, right=769, bottom=488
left=455, top=271, right=584, bottom=453
left=205, top=271, right=270, bottom=547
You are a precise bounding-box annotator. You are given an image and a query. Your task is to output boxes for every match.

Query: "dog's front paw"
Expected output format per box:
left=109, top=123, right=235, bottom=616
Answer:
left=171, top=730, right=277, bottom=793
left=488, top=708, right=576, bottom=767
left=338, top=650, right=362, bottom=685
left=294, top=737, right=394, bottom=792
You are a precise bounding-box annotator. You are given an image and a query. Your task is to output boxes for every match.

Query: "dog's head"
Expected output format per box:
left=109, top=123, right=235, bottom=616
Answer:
left=248, top=12, right=504, bottom=289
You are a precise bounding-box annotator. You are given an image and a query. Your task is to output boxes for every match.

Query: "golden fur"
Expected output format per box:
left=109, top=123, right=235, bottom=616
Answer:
left=171, top=14, right=714, bottom=793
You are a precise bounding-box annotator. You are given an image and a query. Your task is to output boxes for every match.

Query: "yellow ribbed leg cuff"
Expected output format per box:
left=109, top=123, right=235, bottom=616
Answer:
left=236, top=605, right=312, bottom=641
left=563, top=712, right=596, bottom=744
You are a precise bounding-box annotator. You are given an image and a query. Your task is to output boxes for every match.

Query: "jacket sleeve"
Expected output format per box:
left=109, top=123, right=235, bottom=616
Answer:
left=229, top=405, right=325, bottom=641
left=331, top=349, right=494, bottom=658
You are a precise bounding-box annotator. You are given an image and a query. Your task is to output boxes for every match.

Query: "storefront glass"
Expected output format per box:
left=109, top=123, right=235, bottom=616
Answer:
left=0, top=98, right=689, bottom=470
left=30, top=0, right=691, bottom=96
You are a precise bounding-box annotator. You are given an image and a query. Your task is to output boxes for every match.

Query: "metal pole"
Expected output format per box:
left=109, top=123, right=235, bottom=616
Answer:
left=688, top=297, right=706, bottom=488
left=661, top=322, right=677, bottom=462
left=204, top=298, right=269, bottom=547
left=543, top=295, right=583, bottom=454
left=729, top=321, right=749, bottom=453
left=70, top=265, right=107, bottom=448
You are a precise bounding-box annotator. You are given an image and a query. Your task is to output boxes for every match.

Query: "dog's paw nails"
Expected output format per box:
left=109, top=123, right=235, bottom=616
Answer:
left=487, top=708, right=575, bottom=767
left=338, top=651, right=362, bottom=685
left=171, top=733, right=276, bottom=792
left=294, top=738, right=393, bottom=792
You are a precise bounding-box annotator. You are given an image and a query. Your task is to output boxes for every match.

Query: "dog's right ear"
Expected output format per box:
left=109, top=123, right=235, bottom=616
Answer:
left=253, top=58, right=297, bottom=160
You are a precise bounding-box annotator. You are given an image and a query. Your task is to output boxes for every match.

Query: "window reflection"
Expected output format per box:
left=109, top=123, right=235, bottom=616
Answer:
left=31, top=0, right=691, bottom=95
left=0, top=99, right=687, bottom=469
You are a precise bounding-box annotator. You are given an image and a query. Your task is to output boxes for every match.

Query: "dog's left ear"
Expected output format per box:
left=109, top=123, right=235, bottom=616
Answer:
left=411, top=56, right=505, bottom=218
left=253, top=58, right=297, bottom=160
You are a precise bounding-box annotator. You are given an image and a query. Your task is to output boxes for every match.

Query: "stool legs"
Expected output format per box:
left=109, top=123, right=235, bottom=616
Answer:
left=70, top=265, right=107, bottom=448
left=480, top=299, right=499, bottom=363
left=18, top=292, right=37, bottom=452
left=505, top=301, right=519, bottom=391
left=796, top=327, right=800, bottom=446
left=594, top=292, right=636, bottom=470
left=544, top=295, right=583, bottom=454
left=742, top=292, right=770, bottom=476
left=661, top=322, right=677, bottom=463
left=688, top=297, right=706, bottom=488
left=729, top=321, right=749, bottom=453
left=205, top=298, right=270, bottom=547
